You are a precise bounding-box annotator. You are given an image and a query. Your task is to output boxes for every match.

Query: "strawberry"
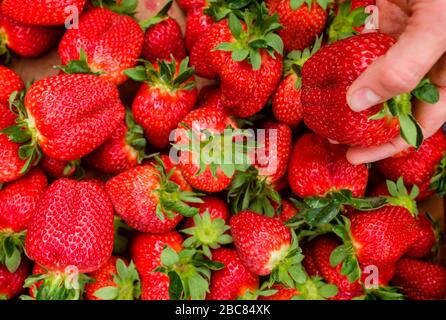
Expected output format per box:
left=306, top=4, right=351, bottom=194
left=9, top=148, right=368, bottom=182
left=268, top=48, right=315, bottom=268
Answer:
left=207, top=248, right=259, bottom=300
left=270, top=0, right=330, bottom=52
left=211, top=6, right=283, bottom=118
left=85, top=257, right=141, bottom=300
left=405, top=213, right=438, bottom=259
left=228, top=121, right=292, bottom=216
left=288, top=133, right=368, bottom=198
left=0, top=13, right=61, bottom=60
left=376, top=129, right=446, bottom=200
left=140, top=0, right=186, bottom=63
left=124, top=58, right=197, bottom=149
left=39, top=156, right=80, bottom=179
left=24, top=178, right=114, bottom=299
left=185, top=195, right=229, bottom=228
left=328, top=0, right=375, bottom=43
left=0, top=260, right=30, bottom=299
left=274, top=199, right=299, bottom=224
left=174, top=106, right=248, bottom=193
left=0, top=168, right=47, bottom=273
left=58, top=7, right=144, bottom=85
left=197, top=85, right=224, bottom=110
left=85, top=110, right=147, bottom=174
left=185, top=6, right=214, bottom=51
left=2, top=74, right=125, bottom=174
left=0, top=65, right=24, bottom=104
left=392, top=258, right=446, bottom=300
left=272, top=37, right=321, bottom=127
left=302, top=33, right=439, bottom=148
left=140, top=271, right=171, bottom=300
left=0, top=0, right=87, bottom=26
left=105, top=156, right=203, bottom=233
left=176, top=0, right=206, bottom=12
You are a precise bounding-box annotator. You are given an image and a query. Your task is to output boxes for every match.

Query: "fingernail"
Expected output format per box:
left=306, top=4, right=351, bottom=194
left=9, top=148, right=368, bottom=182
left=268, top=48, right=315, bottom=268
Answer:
left=348, top=88, right=382, bottom=112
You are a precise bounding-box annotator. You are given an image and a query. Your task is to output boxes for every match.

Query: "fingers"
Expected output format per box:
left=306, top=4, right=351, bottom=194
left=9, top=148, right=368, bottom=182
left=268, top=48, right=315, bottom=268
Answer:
left=347, top=84, right=446, bottom=164
left=347, top=0, right=446, bottom=112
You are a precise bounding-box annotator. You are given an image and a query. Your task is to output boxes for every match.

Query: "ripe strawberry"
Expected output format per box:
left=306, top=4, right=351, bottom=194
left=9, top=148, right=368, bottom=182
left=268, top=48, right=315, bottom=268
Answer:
left=0, top=65, right=24, bottom=104
left=124, top=58, right=197, bottom=149
left=58, top=7, right=144, bottom=85
left=392, top=258, right=446, bottom=300
left=274, top=199, right=299, bottom=224
left=228, top=121, right=292, bottom=216
left=3, top=74, right=125, bottom=173
left=174, top=106, right=246, bottom=193
left=106, top=157, right=203, bottom=233
left=211, top=7, right=283, bottom=118
left=0, top=13, right=61, bottom=60
left=0, top=0, right=87, bottom=26
left=0, top=168, right=47, bottom=273
left=85, top=111, right=147, bottom=174
left=85, top=257, right=141, bottom=300
left=197, top=85, right=224, bottom=110
left=272, top=38, right=321, bottom=127
left=140, top=271, right=171, bottom=300
left=24, top=178, right=114, bottom=299
left=39, top=156, right=80, bottom=179
left=288, top=133, right=369, bottom=198
left=140, top=0, right=186, bottom=63
left=376, top=129, right=446, bottom=200
left=185, top=6, right=214, bottom=50
left=270, top=0, right=330, bottom=52
left=177, top=0, right=205, bottom=12
left=302, top=33, right=438, bottom=148
left=0, top=260, right=30, bottom=299
left=405, top=213, right=438, bottom=259
left=207, top=248, right=259, bottom=300
left=184, top=195, right=230, bottom=228
left=328, top=0, right=375, bottom=43
left=259, top=284, right=299, bottom=300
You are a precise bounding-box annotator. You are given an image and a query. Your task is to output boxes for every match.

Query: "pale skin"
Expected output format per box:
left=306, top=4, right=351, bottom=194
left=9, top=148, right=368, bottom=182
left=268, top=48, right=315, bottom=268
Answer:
left=343, top=0, right=446, bottom=164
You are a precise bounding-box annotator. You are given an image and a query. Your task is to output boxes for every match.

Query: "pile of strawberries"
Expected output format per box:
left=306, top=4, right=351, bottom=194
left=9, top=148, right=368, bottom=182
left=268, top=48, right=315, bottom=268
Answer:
left=0, top=0, right=445, bottom=301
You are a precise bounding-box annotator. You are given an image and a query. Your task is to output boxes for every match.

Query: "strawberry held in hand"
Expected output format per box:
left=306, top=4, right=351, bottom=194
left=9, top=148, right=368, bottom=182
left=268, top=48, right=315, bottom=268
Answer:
left=0, top=0, right=87, bottom=26
left=269, top=0, right=330, bottom=52
left=2, top=74, right=125, bottom=174
left=58, top=6, right=144, bottom=85
left=302, top=33, right=440, bottom=148
left=140, top=0, right=186, bottom=63
left=125, top=57, right=197, bottom=149
left=24, top=178, right=114, bottom=300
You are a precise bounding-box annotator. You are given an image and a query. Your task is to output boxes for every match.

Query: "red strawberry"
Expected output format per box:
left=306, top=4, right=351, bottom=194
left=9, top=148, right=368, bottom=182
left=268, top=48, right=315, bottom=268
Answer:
left=0, top=13, right=61, bottom=59
left=176, top=0, right=205, bottom=12
left=274, top=199, right=299, bottom=224
left=140, top=271, right=170, bottom=300
left=174, top=106, right=244, bottom=193
left=259, top=284, right=299, bottom=300
left=0, top=260, right=30, bottom=299
left=228, top=121, right=292, bottom=216
left=58, top=7, right=144, bottom=85
left=85, top=111, right=147, bottom=174
left=106, top=156, right=202, bottom=233
left=125, top=58, right=197, bottom=149
left=230, top=211, right=292, bottom=276
left=288, top=133, right=368, bottom=198
left=184, top=195, right=230, bottom=228
left=24, top=178, right=114, bottom=299
left=302, top=242, right=321, bottom=277
left=207, top=248, right=259, bottom=300
left=185, top=6, right=214, bottom=50
left=328, top=0, right=376, bottom=43
left=85, top=257, right=141, bottom=300
left=302, top=33, right=431, bottom=148
left=39, top=156, right=79, bottom=179
left=0, top=65, right=24, bottom=104
left=197, top=85, right=224, bottom=110
left=0, top=0, right=87, bottom=26
left=405, top=213, right=437, bottom=259
left=392, top=258, right=446, bottom=300
left=3, top=74, right=125, bottom=173
left=272, top=38, right=321, bottom=127
left=376, top=129, right=446, bottom=200
left=210, top=8, right=283, bottom=118
left=140, top=0, right=186, bottom=63
left=270, top=0, right=329, bottom=52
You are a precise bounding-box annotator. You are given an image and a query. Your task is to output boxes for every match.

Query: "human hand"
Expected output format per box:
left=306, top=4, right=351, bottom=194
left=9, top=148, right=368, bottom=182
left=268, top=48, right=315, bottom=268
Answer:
left=345, top=0, right=446, bottom=164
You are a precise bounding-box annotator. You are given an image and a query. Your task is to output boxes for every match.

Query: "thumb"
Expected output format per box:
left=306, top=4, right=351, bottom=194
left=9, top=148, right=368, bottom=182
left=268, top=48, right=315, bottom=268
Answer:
left=347, top=0, right=446, bottom=112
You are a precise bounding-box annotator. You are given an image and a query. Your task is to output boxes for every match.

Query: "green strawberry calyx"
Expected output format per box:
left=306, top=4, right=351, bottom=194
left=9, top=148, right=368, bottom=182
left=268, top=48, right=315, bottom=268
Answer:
left=430, top=154, right=446, bottom=197
left=0, top=90, right=42, bottom=174
left=21, top=267, right=93, bottom=300
left=369, top=78, right=440, bottom=149
left=181, top=211, right=233, bottom=259
left=383, top=177, right=419, bottom=217
left=0, top=229, right=25, bottom=273
left=152, top=156, right=204, bottom=220
left=284, top=36, right=322, bottom=89
left=91, top=0, right=138, bottom=16
left=124, top=109, right=150, bottom=164
left=227, top=166, right=282, bottom=217
left=327, top=0, right=370, bottom=43
left=124, top=57, right=196, bottom=92
left=93, top=259, right=141, bottom=300
left=292, top=276, right=339, bottom=300
left=56, top=49, right=105, bottom=77
left=139, top=0, right=173, bottom=31
left=155, top=246, right=224, bottom=300
left=213, top=3, right=284, bottom=70
left=204, top=0, right=256, bottom=22
left=358, top=286, right=405, bottom=300
left=290, top=0, right=333, bottom=11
